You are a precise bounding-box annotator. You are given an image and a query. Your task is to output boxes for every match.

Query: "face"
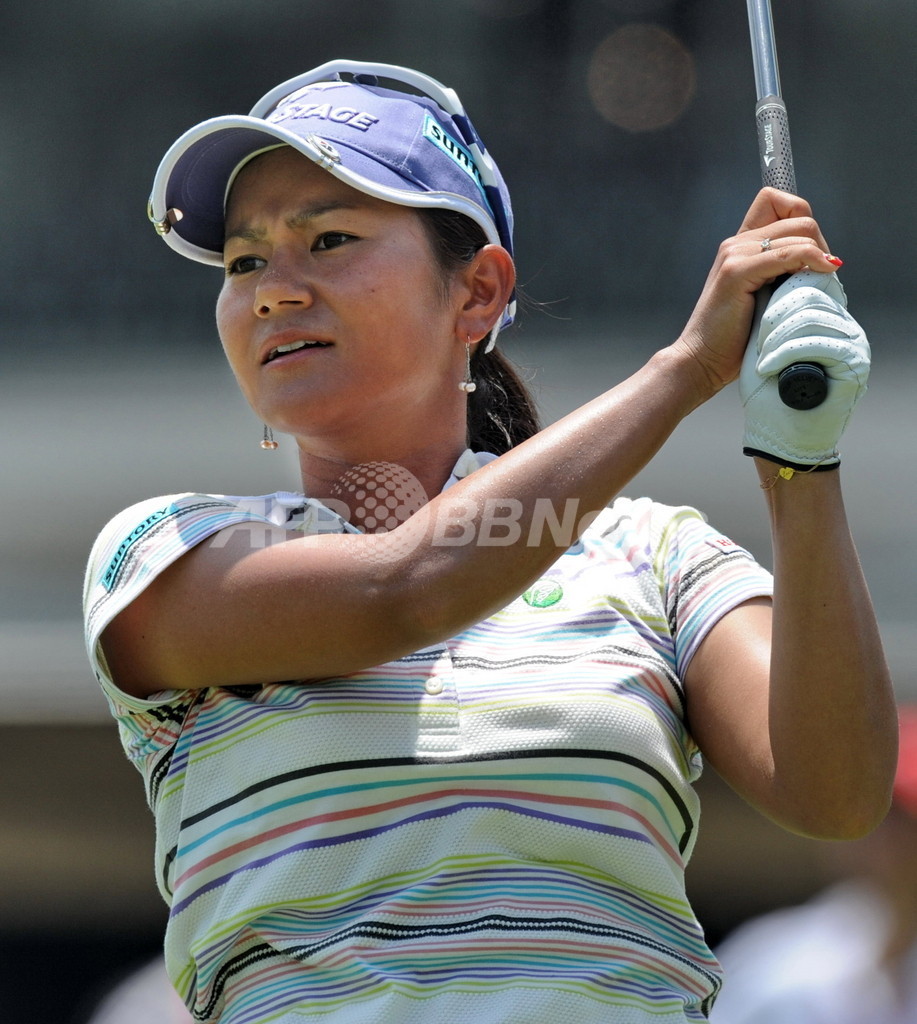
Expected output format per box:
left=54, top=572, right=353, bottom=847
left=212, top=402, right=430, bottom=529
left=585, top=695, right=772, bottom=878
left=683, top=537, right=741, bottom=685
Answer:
left=216, top=147, right=467, bottom=453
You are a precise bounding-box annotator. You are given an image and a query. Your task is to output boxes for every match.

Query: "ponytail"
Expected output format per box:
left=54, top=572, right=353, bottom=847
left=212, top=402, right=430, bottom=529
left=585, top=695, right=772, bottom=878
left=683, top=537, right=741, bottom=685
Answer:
left=466, top=345, right=540, bottom=455
left=420, top=209, right=541, bottom=455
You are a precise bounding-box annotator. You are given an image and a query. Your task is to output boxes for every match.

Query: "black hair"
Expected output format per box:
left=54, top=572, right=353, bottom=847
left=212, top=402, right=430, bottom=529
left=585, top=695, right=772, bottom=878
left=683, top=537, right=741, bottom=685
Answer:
left=419, top=208, right=540, bottom=455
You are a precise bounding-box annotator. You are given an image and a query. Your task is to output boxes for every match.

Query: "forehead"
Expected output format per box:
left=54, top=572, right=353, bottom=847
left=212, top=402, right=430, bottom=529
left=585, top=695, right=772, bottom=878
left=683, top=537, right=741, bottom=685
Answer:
left=225, top=146, right=394, bottom=226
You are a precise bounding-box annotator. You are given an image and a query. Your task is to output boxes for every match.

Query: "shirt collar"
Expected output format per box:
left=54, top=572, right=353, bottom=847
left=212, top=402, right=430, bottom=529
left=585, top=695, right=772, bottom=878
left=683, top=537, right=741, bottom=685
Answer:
left=283, top=449, right=497, bottom=530
left=441, top=449, right=498, bottom=491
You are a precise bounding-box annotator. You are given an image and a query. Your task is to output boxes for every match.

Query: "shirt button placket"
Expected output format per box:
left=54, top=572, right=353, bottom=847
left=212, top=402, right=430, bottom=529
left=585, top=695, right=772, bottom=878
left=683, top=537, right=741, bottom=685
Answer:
left=417, top=647, right=460, bottom=753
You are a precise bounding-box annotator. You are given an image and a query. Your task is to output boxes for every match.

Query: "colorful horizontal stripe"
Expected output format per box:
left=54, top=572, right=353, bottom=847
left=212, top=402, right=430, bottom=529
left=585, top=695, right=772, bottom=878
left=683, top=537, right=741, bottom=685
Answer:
left=83, top=457, right=772, bottom=1022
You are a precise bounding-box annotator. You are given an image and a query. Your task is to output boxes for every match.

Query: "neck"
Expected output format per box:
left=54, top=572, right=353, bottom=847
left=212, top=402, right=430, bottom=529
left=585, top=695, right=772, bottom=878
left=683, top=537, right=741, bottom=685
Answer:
left=296, top=436, right=470, bottom=528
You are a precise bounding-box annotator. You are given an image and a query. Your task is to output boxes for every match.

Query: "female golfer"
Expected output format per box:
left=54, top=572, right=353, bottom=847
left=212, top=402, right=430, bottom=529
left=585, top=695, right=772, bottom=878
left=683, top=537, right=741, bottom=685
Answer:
left=84, top=61, right=895, bottom=1023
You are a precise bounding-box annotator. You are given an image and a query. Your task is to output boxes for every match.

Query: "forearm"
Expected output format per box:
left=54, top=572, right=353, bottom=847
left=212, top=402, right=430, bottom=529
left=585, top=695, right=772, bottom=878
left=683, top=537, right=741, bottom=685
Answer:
left=758, top=460, right=897, bottom=836
left=113, top=188, right=833, bottom=693
left=390, top=344, right=713, bottom=640
left=118, top=343, right=715, bottom=694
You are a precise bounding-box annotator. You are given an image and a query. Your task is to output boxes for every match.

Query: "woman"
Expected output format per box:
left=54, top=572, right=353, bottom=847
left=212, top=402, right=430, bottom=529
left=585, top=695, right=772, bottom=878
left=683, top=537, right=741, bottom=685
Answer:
left=84, top=60, right=896, bottom=1023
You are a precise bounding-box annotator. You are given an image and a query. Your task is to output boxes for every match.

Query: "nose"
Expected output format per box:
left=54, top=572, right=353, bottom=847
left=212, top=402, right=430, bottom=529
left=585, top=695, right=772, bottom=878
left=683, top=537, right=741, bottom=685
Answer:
left=253, top=252, right=315, bottom=318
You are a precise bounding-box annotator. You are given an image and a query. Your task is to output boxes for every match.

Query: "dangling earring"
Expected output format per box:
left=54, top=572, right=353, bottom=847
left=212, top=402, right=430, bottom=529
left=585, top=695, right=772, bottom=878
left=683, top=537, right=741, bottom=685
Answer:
left=260, top=424, right=279, bottom=450
left=458, top=339, right=477, bottom=393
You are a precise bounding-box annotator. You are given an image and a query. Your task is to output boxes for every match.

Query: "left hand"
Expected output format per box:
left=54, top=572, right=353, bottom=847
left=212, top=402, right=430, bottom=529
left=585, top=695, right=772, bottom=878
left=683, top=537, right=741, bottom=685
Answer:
left=740, top=270, right=870, bottom=467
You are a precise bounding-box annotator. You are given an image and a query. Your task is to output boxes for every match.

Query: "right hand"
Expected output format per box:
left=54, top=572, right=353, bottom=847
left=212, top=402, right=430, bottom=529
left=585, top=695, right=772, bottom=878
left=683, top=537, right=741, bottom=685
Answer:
left=673, top=188, right=842, bottom=404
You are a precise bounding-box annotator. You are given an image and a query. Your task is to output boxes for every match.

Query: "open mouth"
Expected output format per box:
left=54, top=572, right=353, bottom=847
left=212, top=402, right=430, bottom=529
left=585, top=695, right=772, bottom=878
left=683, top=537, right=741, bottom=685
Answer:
left=265, top=340, right=332, bottom=364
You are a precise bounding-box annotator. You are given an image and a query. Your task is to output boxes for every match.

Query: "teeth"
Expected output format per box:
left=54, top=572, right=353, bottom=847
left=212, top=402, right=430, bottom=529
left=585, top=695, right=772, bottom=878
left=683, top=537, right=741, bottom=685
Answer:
left=268, top=340, right=328, bottom=362
left=275, top=340, right=308, bottom=356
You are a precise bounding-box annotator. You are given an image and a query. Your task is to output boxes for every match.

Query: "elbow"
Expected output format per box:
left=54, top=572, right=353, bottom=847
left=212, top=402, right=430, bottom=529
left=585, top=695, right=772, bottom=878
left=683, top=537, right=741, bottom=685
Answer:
left=774, top=780, right=895, bottom=842
left=772, top=704, right=901, bottom=841
left=803, top=803, right=892, bottom=842
left=830, top=780, right=897, bottom=840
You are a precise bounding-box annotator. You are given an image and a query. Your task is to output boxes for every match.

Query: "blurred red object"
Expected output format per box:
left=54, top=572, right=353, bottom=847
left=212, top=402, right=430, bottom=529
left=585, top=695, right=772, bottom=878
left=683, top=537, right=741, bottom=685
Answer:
left=892, top=706, right=917, bottom=817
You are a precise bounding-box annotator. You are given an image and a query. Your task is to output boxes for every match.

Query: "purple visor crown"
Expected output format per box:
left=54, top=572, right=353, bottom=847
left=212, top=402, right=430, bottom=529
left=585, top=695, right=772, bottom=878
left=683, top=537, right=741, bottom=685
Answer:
left=148, top=60, right=516, bottom=342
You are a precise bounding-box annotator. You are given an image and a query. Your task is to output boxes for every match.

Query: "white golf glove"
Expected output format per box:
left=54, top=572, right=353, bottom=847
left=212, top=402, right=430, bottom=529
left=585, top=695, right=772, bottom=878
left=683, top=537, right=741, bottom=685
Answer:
left=740, top=270, right=870, bottom=468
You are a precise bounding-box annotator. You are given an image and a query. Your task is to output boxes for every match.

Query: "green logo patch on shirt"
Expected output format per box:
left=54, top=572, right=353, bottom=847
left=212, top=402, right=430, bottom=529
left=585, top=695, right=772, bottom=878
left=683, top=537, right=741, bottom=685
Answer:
left=523, top=580, right=564, bottom=608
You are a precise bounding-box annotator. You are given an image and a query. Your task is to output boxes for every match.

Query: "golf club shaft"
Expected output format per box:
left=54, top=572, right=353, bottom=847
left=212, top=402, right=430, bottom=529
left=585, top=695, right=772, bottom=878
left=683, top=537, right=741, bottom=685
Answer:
left=747, top=0, right=828, bottom=410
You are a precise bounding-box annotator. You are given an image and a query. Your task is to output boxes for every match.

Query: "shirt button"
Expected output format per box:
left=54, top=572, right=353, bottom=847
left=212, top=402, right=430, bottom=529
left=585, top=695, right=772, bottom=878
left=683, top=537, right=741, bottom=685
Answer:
left=425, top=678, right=444, bottom=695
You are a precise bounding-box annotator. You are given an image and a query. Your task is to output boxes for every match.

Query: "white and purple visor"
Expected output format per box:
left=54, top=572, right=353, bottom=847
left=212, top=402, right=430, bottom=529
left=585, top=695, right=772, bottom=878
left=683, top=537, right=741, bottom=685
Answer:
left=148, top=60, right=516, bottom=341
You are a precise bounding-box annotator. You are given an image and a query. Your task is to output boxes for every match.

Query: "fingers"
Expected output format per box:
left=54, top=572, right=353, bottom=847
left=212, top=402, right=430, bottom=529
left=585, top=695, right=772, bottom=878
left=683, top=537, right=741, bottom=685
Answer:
left=713, top=233, right=842, bottom=306
left=737, top=232, right=843, bottom=279
left=675, top=191, right=843, bottom=394
left=738, top=187, right=812, bottom=232
left=737, top=187, right=832, bottom=255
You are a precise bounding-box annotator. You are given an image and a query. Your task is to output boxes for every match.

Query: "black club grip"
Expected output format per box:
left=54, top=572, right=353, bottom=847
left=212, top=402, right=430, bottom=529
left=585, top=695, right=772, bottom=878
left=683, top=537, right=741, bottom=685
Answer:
left=755, top=98, right=796, bottom=193
left=755, top=96, right=828, bottom=409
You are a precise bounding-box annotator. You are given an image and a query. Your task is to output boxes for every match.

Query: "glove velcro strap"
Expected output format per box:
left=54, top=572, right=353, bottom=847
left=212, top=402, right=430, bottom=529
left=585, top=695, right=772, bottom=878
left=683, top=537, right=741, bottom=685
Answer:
left=743, top=447, right=840, bottom=472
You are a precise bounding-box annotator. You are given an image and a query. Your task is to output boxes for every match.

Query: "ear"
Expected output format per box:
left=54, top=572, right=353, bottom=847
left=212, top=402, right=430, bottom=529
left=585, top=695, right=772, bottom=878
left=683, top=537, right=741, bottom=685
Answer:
left=454, top=244, right=516, bottom=342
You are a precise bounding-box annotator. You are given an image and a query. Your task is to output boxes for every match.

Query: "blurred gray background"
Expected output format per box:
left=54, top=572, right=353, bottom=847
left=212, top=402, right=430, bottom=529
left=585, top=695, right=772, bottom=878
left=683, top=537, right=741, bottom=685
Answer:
left=2, top=0, right=915, bottom=1020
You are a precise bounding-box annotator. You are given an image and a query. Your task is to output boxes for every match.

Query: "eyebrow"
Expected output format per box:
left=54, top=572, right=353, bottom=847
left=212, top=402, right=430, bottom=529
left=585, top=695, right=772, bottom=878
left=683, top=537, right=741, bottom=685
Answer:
left=225, top=199, right=362, bottom=246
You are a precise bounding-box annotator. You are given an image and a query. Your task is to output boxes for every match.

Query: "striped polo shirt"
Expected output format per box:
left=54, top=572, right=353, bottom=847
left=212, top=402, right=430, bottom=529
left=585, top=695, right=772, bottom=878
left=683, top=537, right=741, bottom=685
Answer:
left=83, top=452, right=772, bottom=1023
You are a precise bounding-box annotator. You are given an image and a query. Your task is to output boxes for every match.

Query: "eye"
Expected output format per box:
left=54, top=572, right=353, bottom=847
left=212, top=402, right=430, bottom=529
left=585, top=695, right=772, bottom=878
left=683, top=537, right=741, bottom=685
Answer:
left=313, top=232, right=354, bottom=252
left=225, top=254, right=266, bottom=276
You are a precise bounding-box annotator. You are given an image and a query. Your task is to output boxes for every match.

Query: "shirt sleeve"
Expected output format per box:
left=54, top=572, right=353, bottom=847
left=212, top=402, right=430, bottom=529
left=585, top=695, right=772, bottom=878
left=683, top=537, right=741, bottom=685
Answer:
left=82, top=493, right=276, bottom=717
left=648, top=501, right=773, bottom=678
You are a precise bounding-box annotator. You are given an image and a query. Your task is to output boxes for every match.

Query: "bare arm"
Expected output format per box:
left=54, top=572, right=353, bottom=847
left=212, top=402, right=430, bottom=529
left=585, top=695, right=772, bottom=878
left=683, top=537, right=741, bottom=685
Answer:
left=101, top=189, right=851, bottom=700
left=685, top=464, right=896, bottom=840
left=103, top=343, right=709, bottom=695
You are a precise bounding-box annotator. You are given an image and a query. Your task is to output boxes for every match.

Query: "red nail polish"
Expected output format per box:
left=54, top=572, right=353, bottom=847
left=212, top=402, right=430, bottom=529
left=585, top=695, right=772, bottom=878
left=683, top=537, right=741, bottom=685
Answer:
left=825, top=254, right=844, bottom=267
